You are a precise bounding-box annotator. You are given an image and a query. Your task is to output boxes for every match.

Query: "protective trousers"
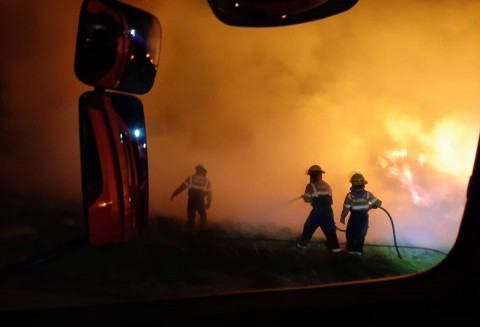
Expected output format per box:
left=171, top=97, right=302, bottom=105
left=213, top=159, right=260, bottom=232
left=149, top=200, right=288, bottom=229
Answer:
left=298, top=206, right=340, bottom=250
left=187, top=197, right=207, bottom=229
left=346, top=210, right=369, bottom=253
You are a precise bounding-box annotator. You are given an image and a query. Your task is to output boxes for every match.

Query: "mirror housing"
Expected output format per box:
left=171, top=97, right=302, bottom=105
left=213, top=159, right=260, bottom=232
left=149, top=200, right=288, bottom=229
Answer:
left=75, top=0, right=159, bottom=245
left=206, top=0, right=358, bottom=27
left=74, top=0, right=162, bottom=94
left=79, top=91, right=149, bottom=245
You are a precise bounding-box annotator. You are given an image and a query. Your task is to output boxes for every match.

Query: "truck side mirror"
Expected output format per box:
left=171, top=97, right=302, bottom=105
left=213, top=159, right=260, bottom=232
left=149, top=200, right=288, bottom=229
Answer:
left=74, top=0, right=161, bottom=245
left=75, top=0, right=161, bottom=94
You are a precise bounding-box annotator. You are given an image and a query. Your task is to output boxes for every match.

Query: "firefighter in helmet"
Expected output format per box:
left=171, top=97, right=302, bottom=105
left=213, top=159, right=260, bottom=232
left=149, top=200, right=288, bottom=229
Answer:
left=340, top=172, right=382, bottom=255
left=171, top=164, right=212, bottom=230
left=296, top=165, right=341, bottom=252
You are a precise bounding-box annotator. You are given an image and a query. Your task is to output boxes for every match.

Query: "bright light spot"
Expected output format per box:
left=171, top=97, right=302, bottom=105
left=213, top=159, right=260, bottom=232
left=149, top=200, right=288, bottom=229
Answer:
left=130, top=29, right=135, bottom=37
left=418, top=153, right=425, bottom=166
left=98, top=201, right=112, bottom=207
left=134, top=129, right=140, bottom=138
left=281, top=14, right=287, bottom=19
left=425, top=119, right=478, bottom=179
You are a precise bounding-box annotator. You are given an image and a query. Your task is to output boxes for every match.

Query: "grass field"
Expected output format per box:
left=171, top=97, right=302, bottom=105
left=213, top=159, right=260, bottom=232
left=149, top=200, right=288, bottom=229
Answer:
left=0, top=214, right=447, bottom=310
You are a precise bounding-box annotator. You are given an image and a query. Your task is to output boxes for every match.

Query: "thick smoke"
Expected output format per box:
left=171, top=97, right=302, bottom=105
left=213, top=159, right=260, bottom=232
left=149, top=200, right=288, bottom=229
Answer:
left=1, top=0, right=479, bottom=252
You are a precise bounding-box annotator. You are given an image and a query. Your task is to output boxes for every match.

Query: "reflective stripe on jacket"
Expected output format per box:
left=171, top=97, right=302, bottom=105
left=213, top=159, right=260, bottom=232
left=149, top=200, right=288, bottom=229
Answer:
left=303, top=181, right=332, bottom=199
left=303, top=180, right=333, bottom=207
left=343, top=191, right=380, bottom=211
left=184, top=175, right=211, bottom=193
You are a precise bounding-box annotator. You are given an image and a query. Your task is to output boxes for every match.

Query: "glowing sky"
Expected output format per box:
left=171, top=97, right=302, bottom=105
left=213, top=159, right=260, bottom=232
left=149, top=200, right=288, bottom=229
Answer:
left=1, top=0, right=479, bottom=252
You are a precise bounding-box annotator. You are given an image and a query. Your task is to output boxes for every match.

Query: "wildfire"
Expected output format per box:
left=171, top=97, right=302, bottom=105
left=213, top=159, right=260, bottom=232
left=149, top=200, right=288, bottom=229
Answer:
left=379, top=149, right=432, bottom=206
left=379, top=113, right=478, bottom=210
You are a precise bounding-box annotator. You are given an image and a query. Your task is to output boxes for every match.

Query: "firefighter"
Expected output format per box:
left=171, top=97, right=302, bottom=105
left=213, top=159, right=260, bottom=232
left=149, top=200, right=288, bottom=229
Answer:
left=296, top=165, right=341, bottom=253
left=171, top=164, right=212, bottom=230
left=339, top=173, right=382, bottom=256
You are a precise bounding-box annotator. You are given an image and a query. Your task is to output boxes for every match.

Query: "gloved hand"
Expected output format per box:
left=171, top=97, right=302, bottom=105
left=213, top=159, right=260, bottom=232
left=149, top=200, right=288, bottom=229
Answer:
left=371, top=200, right=382, bottom=209
left=301, top=194, right=311, bottom=203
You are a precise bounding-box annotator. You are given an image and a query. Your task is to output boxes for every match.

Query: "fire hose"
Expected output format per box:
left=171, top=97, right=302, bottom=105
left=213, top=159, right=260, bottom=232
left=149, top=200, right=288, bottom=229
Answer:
left=378, top=206, right=402, bottom=258
left=336, top=206, right=402, bottom=258
left=259, top=196, right=402, bottom=258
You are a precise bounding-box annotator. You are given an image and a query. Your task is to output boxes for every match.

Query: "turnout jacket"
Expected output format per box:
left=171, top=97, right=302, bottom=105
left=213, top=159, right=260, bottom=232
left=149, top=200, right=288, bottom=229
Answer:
left=302, top=180, right=333, bottom=207
left=340, top=187, right=382, bottom=220
left=172, top=174, right=212, bottom=206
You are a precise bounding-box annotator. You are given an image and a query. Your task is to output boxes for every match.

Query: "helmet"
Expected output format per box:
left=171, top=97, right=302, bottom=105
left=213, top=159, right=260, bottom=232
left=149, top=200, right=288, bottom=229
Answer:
left=195, top=164, right=207, bottom=172
left=350, top=173, right=368, bottom=185
left=306, top=165, right=325, bottom=175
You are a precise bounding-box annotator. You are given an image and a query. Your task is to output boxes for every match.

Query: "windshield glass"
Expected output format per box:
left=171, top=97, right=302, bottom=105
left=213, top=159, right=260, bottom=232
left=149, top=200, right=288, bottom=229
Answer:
left=0, top=0, right=479, bottom=311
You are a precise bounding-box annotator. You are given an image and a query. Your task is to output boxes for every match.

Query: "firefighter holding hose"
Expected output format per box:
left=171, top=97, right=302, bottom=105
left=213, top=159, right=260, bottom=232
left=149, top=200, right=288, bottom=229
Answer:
left=340, top=173, right=382, bottom=256
left=296, top=165, right=341, bottom=253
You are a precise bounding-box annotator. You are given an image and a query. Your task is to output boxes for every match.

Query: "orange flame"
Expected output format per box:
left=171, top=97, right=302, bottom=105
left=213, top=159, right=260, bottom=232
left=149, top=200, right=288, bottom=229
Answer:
left=379, top=149, right=432, bottom=206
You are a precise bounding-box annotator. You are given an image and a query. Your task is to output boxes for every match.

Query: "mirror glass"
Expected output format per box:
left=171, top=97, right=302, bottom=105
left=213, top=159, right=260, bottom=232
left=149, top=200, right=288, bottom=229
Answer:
left=74, top=0, right=162, bottom=94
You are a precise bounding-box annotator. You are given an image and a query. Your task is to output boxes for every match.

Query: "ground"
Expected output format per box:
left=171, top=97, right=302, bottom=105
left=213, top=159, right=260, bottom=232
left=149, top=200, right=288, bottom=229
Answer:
left=0, top=215, right=445, bottom=311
